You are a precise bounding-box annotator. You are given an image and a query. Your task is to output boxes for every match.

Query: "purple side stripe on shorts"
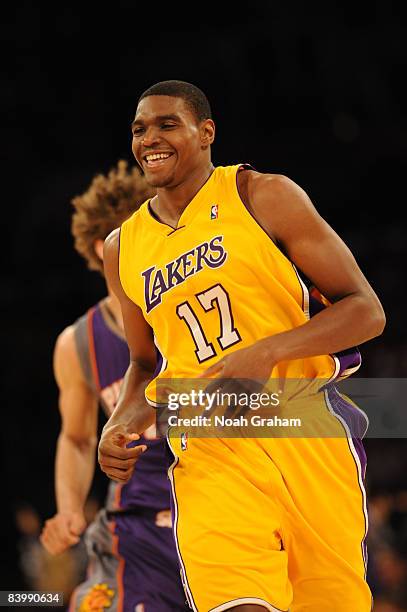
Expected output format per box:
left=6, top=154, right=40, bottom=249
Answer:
left=326, top=385, right=369, bottom=441
left=324, top=386, right=369, bottom=576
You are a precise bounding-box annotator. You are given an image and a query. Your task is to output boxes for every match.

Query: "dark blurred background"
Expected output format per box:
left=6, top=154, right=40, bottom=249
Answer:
left=2, top=2, right=407, bottom=609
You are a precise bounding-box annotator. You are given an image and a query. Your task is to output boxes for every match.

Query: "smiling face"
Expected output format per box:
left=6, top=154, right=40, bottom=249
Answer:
left=131, top=95, right=214, bottom=188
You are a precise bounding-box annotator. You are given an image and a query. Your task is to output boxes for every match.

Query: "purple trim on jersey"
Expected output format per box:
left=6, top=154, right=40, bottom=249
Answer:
left=237, top=163, right=255, bottom=172
left=153, top=345, right=164, bottom=377
left=335, top=349, right=362, bottom=377
left=117, top=227, right=121, bottom=280
left=166, top=438, right=197, bottom=611
left=165, top=440, right=177, bottom=526
left=308, top=292, right=325, bottom=317
left=90, top=303, right=171, bottom=511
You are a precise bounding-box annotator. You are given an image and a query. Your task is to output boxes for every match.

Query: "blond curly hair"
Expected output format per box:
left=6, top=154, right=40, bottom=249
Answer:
left=71, top=160, right=154, bottom=274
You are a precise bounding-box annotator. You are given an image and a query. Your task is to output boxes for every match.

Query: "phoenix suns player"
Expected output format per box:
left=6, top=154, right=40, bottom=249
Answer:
left=98, top=81, right=385, bottom=611
left=40, top=161, right=187, bottom=611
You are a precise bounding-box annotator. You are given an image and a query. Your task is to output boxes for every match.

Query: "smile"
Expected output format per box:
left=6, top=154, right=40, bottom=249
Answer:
left=144, top=153, right=174, bottom=168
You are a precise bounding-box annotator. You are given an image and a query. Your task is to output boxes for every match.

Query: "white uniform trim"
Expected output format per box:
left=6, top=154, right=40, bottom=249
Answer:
left=210, top=597, right=286, bottom=611
left=166, top=434, right=198, bottom=611
left=144, top=395, right=168, bottom=409
left=292, top=264, right=310, bottom=320
left=324, top=389, right=369, bottom=576
left=154, top=334, right=168, bottom=375
left=326, top=354, right=341, bottom=385
left=144, top=335, right=168, bottom=408
left=338, top=364, right=364, bottom=379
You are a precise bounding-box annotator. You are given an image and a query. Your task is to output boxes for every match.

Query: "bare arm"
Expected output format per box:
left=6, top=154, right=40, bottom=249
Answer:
left=248, top=172, right=385, bottom=361
left=204, top=172, right=385, bottom=378
left=98, top=229, right=157, bottom=482
left=40, top=326, right=98, bottom=554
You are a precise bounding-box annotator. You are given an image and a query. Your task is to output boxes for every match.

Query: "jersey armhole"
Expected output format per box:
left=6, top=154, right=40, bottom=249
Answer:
left=117, top=224, right=134, bottom=303
left=73, top=311, right=98, bottom=394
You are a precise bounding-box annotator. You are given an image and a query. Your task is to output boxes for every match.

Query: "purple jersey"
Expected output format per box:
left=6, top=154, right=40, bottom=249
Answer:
left=74, top=299, right=171, bottom=512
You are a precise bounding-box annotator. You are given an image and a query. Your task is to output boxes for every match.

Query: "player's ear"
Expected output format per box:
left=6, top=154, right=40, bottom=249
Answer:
left=94, top=238, right=104, bottom=262
left=200, top=119, right=215, bottom=148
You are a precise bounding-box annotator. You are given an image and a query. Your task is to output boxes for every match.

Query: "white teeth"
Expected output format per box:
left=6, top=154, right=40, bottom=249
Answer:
left=146, top=153, right=171, bottom=161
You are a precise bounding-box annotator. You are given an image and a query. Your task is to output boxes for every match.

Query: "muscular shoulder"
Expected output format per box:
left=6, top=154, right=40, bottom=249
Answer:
left=104, top=227, right=120, bottom=254
left=239, top=169, right=307, bottom=209
left=238, top=169, right=319, bottom=243
left=54, top=324, right=86, bottom=388
left=103, top=228, right=123, bottom=294
left=55, top=325, right=77, bottom=362
left=238, top=168, right=289, bottom=190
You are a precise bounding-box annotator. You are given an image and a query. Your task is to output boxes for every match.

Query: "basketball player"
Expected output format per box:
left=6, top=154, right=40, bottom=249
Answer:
left=40, top=161, right=187, bottom=611
left=98, top=82, right=386, bottom=611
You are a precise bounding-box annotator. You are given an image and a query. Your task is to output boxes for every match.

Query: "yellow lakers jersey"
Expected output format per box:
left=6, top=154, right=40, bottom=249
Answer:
left=119, top=165, right=344, bottom=404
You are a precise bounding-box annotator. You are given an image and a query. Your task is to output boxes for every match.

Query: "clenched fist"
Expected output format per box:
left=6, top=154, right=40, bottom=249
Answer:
left=40, top=511, right=86, bottom=555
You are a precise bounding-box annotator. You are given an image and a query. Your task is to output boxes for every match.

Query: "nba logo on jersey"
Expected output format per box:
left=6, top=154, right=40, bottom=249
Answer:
left=181, top=432, right=188, bottom=451
left=210, top=204, right=218, bottom=219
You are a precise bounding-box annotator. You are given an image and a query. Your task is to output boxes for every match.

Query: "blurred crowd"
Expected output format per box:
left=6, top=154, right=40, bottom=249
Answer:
left=368, top=490, right=407, bottom=611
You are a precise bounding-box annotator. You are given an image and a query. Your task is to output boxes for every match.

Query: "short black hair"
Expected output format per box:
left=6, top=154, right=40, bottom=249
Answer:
left=138, top=80, right=212, bottom=123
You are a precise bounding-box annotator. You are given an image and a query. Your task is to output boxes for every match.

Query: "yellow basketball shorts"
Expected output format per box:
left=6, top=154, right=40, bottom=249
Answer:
left=166, top=387, right=371, bottom=611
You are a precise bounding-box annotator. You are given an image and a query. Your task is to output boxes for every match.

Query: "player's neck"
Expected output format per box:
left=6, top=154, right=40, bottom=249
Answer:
left=154, top=161, right=214, bottom=227
left=105, top=291, right=124, bottom=331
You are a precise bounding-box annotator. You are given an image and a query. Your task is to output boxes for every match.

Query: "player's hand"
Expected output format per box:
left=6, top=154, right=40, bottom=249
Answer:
left=40, top=510, right=86, bottom=555
left=98, top=424, right=147, bottom=483
left=200, top=339, right=277, bottom=418
left=201, top=338, right=275, bottom=383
